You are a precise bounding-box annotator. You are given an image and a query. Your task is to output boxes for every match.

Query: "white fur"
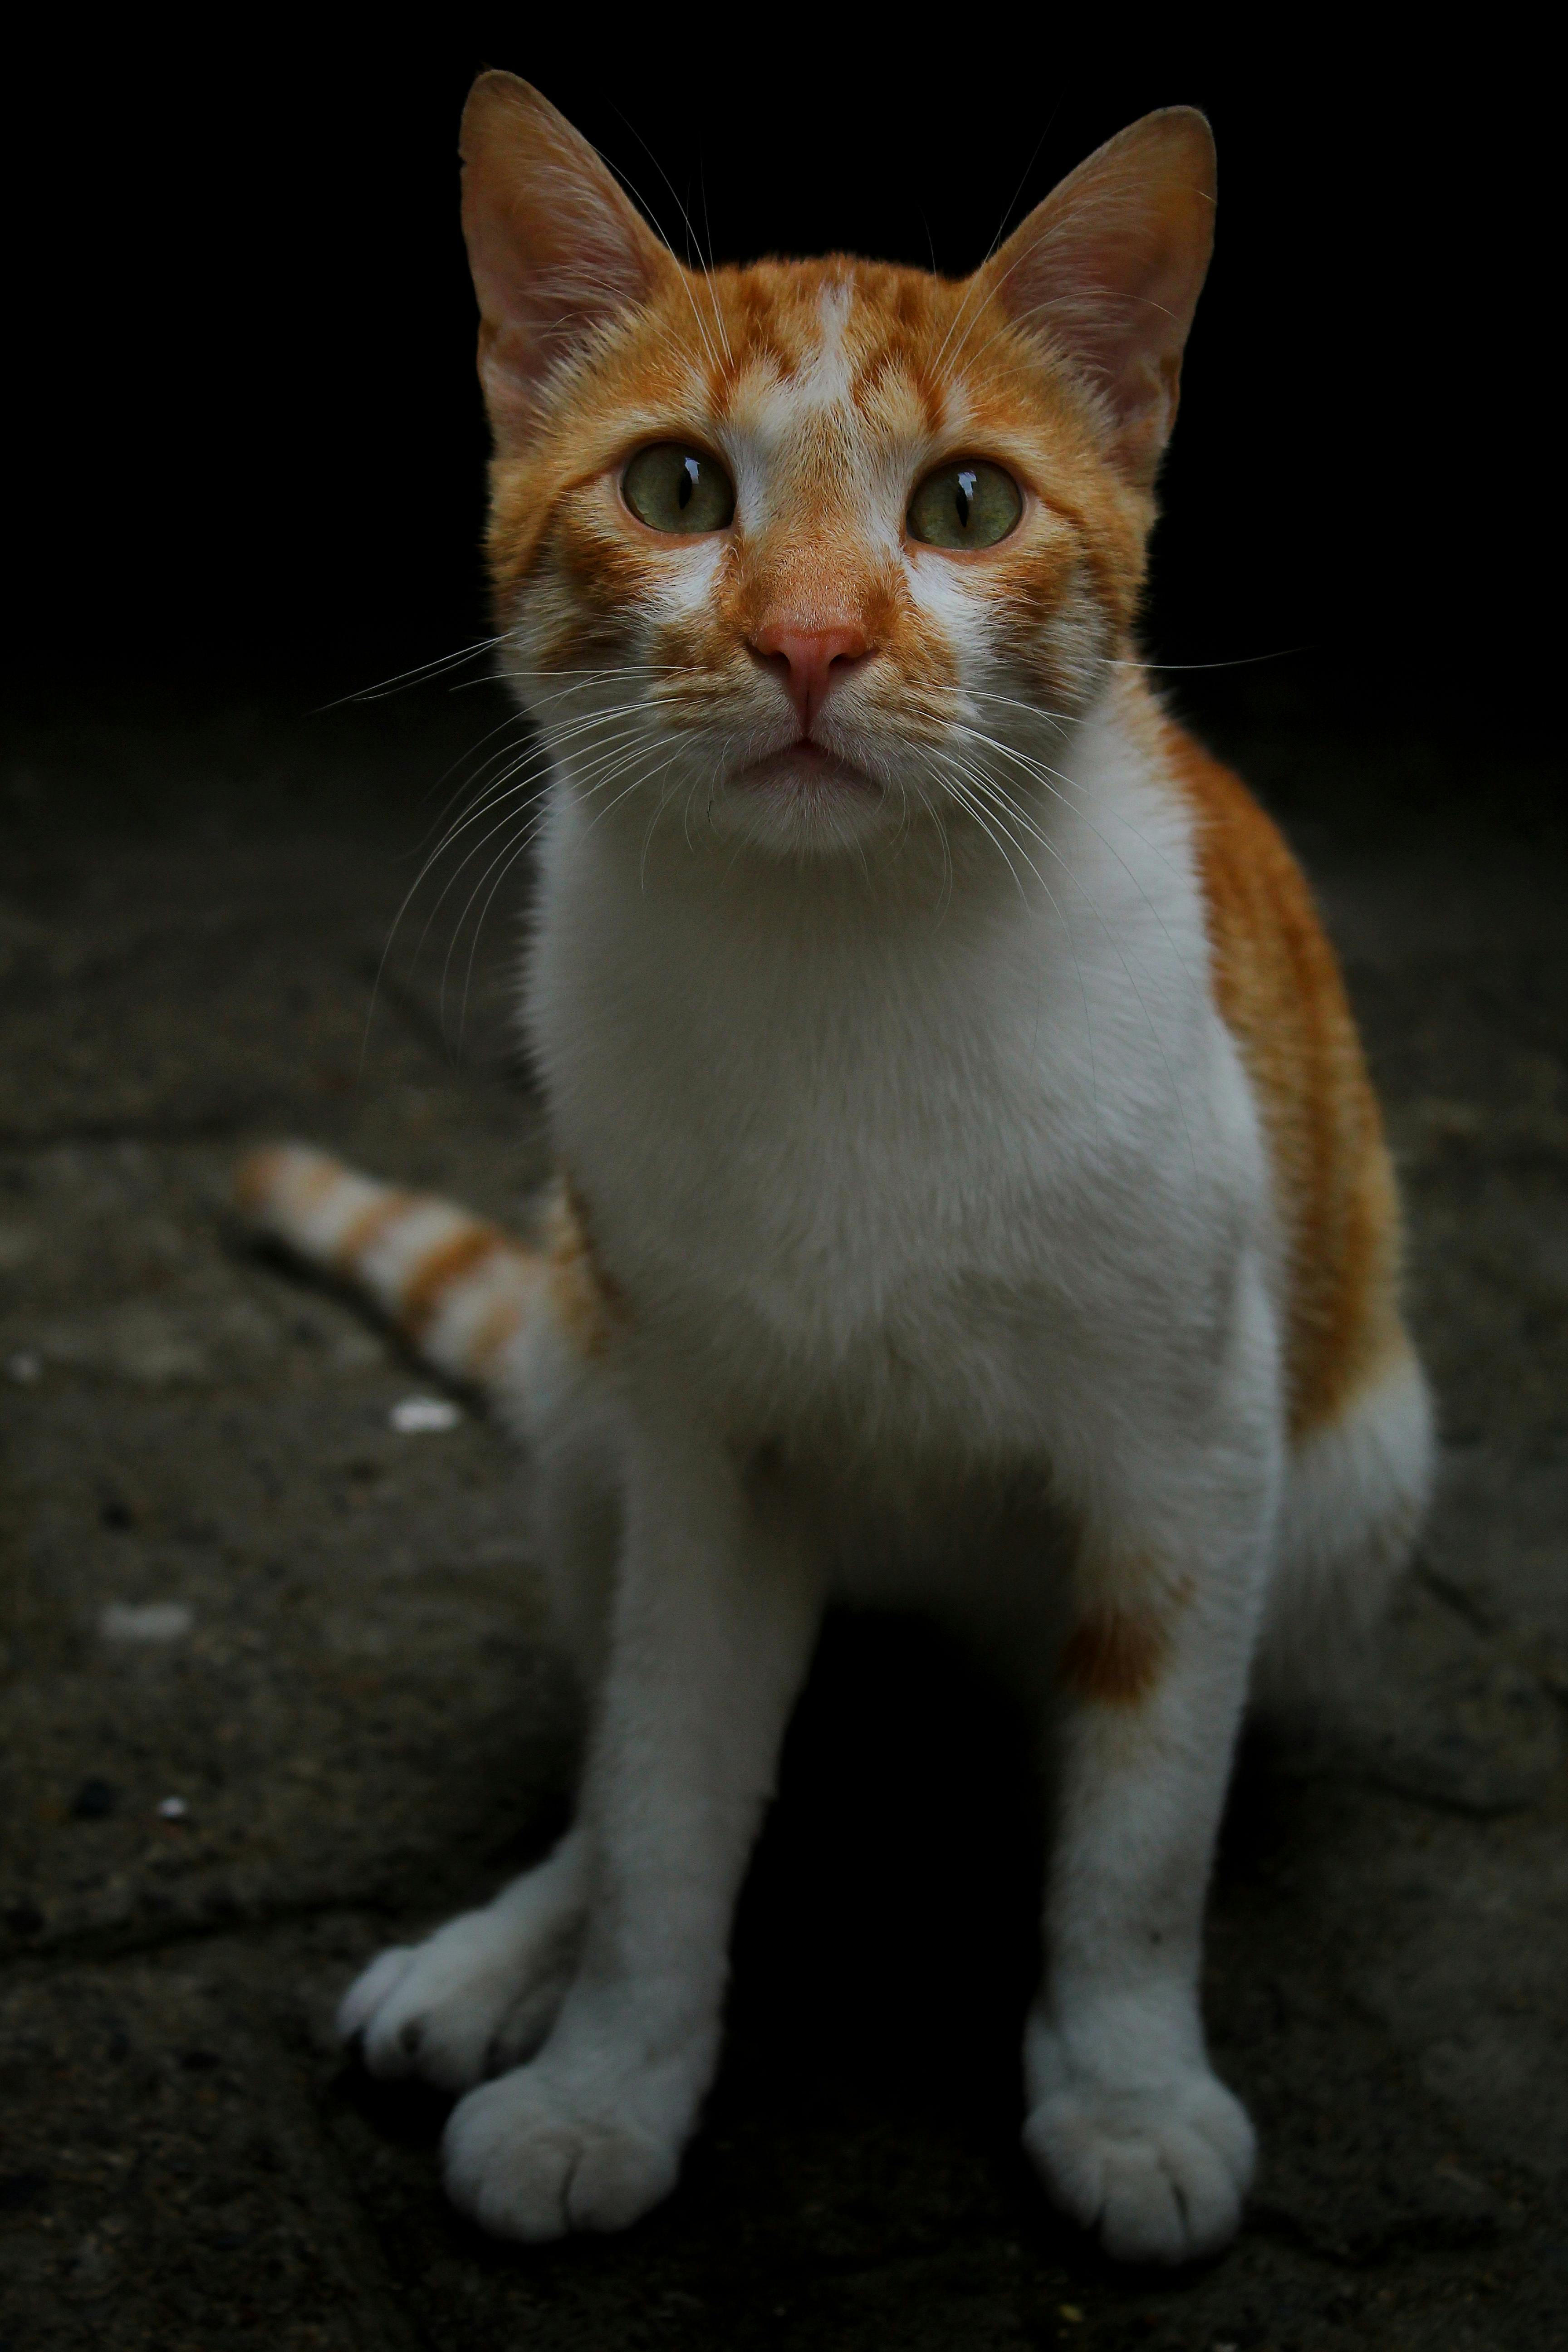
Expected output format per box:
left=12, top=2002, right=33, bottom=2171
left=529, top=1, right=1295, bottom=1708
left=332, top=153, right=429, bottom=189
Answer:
left=420, top=1252, right=544, bottom=1383
left=1257, top=1343, right=1435, bottom=1709
left=339, top=1830, right=588, bottom=2092
left=343, top=295, right=1431, bottom=2263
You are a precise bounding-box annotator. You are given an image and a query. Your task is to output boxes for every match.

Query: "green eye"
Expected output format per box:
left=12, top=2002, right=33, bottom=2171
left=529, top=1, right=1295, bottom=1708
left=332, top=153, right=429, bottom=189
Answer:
left=907, top=460, right=1022, bottom=550
left=622, top=443, right=735, bottom=535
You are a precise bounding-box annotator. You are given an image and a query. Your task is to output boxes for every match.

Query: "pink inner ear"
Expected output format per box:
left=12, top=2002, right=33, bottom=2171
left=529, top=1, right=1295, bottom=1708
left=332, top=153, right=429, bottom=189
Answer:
left=981, top=110, right=1216, bottom=482
left=460, top=73, right=675, bottom=442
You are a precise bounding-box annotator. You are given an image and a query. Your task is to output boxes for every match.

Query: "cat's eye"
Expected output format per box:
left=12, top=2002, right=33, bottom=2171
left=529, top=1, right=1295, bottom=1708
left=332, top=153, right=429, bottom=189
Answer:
left=906, top=460, right=1022, bottom=551
left=622, top=443, right=736, bottom=536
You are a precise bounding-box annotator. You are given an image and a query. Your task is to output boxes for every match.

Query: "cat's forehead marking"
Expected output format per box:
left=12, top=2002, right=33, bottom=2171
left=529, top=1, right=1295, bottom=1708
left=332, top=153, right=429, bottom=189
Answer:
left=714, top=277, right=858, bottom=443
left=709, top=270, right=956, bottom=526
left=789, top=279, right=856, bottom=412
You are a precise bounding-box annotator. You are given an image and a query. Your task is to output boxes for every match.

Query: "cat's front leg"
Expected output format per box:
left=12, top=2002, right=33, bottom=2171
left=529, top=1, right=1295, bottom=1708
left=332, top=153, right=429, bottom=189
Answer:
left=442, top=1396, right=822, bottom=2241
left=1025, top=1291, right=1279, bottom=2266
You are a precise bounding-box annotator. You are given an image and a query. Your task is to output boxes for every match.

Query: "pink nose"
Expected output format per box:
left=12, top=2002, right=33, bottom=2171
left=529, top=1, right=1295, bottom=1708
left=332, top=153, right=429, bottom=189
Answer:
left=750, top=621, right=872, bottom=733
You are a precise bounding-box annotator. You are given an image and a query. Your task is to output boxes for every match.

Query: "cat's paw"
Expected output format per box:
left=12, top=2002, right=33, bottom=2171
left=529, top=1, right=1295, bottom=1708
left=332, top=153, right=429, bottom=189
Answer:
left=1023, top=2024, right=1255, bottom=2265
left=441, top=2060, right=682, bottom=2241
left=337, top=1864, right=584, bottom=2093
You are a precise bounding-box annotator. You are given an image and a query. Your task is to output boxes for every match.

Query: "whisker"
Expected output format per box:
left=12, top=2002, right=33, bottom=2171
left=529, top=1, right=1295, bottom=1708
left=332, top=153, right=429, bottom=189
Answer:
left=610, top=109, right=733, bottom=370
left=367, top=713, right=651, bottom=1035
left=415, top=739, right=638, bottom=977
left=415, top=707, right=651, bottom=872
left=936, top=751, right=1098, bottom=1132
left=596, top=122, right=723, bottom=377
left=440, top=733, right=669, bottom=1043
left=931, top=760, right=1038, bottom=905
left=409, top=710, right=540, bottom=833
left=958, top=716, right=1201, bottom=976
left=943, top=746, right=1198, bottom=1175
left=318, top=635, right=506, bottom=711
left=1105, top=650, right=1304, bottom=673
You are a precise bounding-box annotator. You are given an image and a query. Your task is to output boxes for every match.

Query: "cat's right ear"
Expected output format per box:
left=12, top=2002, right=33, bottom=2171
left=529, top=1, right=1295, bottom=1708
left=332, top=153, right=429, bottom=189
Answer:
left=460, top=74, right=676, bottom=447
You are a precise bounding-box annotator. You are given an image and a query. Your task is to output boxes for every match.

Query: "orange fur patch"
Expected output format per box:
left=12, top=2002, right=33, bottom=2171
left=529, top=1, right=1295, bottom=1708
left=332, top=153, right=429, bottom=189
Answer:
left=1166, top=721, right=1405, bottom=1436
left=332, top=1191, right=415, bottom=1269
left=399, top=1225, right=511, bottom=1338
left=233, top=1147, right=337, bottom=1220
left=461, top=1294, right=527, bottom=1375
left=1059, top=1605, right=1170, bottom=1708
left=542, top=1174, right=624, bottom=1359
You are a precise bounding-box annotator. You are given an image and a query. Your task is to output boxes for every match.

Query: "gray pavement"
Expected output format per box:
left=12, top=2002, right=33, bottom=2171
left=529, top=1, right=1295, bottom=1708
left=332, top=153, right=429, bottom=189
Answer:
left=1, top=683, right=1564, bottom=2349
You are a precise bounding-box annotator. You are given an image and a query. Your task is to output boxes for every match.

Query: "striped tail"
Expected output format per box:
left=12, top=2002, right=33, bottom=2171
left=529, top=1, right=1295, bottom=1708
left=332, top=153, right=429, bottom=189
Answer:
left=234, top=1143, right=550, bottom=1388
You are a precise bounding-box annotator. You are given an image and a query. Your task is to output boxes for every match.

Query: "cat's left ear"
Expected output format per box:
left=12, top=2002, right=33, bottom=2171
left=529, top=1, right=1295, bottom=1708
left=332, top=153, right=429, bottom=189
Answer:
left=977, top=109, right=1216, bottom=485
left=460, top=72, right=679, bottom=447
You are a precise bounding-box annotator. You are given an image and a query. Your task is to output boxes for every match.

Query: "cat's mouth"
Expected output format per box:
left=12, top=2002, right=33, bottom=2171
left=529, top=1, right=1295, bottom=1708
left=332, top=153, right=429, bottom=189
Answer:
left=707, top=735, right=892, bottom=855
left=731, top=742, right=879, bottom=798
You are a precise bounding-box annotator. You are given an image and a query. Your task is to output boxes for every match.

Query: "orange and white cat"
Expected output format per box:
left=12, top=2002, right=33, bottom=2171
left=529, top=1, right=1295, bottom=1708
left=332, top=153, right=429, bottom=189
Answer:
left=238, top=76, right=1432, bottom=2264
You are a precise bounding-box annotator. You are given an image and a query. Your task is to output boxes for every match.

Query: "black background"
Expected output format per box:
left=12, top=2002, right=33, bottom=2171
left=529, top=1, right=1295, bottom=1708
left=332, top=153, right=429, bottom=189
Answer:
left=10, top=25, right=1554, bottom=738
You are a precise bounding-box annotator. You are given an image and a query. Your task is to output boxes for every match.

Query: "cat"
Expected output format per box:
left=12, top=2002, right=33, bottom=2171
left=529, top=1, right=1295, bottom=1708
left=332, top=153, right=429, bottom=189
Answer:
left=235, top=73, right=1434, bottom=2265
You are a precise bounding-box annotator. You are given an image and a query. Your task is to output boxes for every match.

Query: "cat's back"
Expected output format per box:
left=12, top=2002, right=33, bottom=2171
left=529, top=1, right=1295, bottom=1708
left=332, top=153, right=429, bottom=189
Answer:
left=1159, top=718, right=1406, bottom=1438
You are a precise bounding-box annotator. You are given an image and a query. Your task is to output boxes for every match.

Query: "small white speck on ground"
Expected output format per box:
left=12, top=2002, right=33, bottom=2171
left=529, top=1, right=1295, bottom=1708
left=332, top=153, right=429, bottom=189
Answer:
left=6, top=1350, right=41, bottom=1383
left=157, top=1796, right=189, bottom=1820
left=389, top=1395, right=462, bottom=1433
left=98, top=1602, right=194, bottom=1643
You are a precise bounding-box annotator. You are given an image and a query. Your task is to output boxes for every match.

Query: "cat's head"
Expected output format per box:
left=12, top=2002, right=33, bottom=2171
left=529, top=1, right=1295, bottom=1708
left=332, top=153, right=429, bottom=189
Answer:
left=461, top=76, right=1214, bottom=862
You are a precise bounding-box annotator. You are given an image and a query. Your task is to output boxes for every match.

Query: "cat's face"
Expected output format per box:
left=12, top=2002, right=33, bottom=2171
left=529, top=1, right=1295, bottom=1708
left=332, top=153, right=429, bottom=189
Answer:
left=463, top=81, right=1215, bottom=862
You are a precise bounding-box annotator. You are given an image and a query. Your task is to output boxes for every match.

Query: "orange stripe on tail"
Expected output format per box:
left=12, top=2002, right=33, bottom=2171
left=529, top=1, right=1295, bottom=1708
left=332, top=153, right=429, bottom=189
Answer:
left=233, top=1143, right=546, bottom=1386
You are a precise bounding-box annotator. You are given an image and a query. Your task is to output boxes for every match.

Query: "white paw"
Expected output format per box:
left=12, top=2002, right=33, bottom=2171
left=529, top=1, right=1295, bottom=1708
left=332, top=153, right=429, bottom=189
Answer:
left=441, top=2059, right=682, bottom=2241
left=337, top=1853, right=585, bottom=2094
left=1024, top=2024, right=1255, bottom=2265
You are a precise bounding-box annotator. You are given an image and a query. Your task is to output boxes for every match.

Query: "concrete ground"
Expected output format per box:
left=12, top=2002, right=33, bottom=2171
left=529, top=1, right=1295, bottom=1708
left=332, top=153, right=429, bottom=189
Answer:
left=1, top=680, right=1564, bottom=2351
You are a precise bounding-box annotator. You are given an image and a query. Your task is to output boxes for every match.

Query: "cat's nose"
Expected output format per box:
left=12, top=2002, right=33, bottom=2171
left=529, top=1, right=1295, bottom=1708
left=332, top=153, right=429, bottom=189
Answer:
left=749, top=621, right=872, bottom=734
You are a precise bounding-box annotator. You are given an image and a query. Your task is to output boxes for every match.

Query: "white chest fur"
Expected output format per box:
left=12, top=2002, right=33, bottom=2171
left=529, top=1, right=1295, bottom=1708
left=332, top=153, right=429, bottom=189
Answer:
left=524, top=691, right=1269, bottom=1481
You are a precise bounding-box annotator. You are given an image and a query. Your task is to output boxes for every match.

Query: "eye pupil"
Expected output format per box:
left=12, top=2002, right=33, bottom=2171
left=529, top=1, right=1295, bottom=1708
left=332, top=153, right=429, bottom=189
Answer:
left=956, top=471, right=975, bottom=529
left=678, top=459, right=697, bottom=510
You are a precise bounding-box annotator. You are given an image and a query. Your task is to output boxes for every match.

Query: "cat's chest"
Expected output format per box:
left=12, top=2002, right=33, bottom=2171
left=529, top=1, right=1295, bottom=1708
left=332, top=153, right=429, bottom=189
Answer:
left=584, top=1011, right=1083, bottom=1450
left=525, top=808, right=1240, bottom=1445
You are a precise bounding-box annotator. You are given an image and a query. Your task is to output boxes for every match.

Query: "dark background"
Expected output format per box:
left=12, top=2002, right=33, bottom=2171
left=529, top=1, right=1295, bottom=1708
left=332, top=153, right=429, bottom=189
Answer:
left=10, top=27, right=1553, bottom=739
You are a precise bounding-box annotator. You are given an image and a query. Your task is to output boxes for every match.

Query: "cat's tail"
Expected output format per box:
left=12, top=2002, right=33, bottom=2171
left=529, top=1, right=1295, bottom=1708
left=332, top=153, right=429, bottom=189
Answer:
left=233, top=1142, right=556, bottom=1392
